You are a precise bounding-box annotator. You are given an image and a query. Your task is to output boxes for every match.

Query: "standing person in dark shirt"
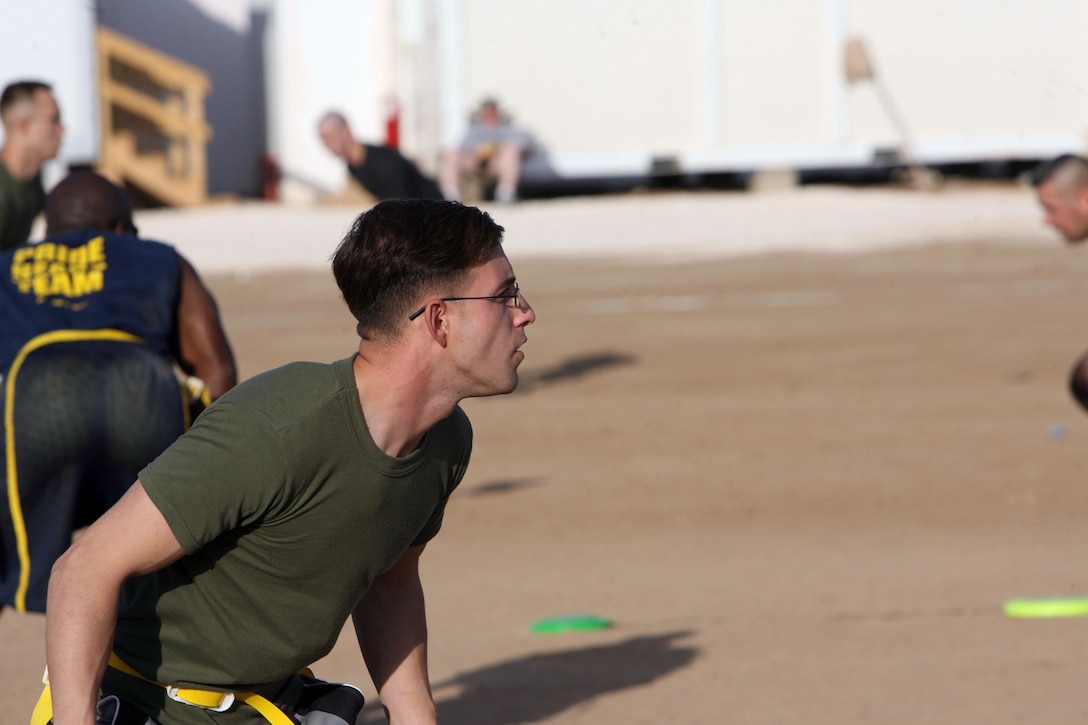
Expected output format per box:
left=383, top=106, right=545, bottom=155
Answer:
left=318, top=111, right=444, bottom=201
left=0, top=80, right=64, bottom=251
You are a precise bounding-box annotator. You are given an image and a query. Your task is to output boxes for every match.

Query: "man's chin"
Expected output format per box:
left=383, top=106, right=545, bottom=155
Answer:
left=482, top=373, right=520, bottom=397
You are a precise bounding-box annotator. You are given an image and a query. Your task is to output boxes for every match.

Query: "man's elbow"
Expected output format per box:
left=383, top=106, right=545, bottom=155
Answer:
left=183, top=332, right=237, bottom=401
left=206, top=356, right=238, bottom=400
left=48, top=541, right=89, bottom=604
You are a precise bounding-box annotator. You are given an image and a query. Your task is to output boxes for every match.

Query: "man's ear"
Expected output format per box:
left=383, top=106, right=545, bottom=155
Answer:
left=420, top=301, right=451, bottom=347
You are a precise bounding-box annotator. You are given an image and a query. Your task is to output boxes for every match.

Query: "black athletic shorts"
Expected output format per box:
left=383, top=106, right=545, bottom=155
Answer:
left=0, top=338, right=186, bottom=612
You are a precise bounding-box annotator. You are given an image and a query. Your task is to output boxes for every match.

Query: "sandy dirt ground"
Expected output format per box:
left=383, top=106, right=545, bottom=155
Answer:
left=5, top=187, right=1088, bottom=723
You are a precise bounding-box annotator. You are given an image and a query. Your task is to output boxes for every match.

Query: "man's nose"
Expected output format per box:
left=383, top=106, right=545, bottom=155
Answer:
left=515, top=294, right=536, bottom=324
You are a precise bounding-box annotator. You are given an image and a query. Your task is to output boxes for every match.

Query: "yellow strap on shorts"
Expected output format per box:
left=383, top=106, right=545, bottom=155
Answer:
left=5, top=329, right=144, bottom=612
left=30, top=655, right=296, bottom=725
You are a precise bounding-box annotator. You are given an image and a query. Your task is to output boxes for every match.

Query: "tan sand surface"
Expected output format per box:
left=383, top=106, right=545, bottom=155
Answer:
left=5, top=185, right=1088, bottom=723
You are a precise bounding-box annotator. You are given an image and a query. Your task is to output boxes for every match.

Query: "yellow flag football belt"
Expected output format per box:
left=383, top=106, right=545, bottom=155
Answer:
left=31, top=653, right=297, bottom=725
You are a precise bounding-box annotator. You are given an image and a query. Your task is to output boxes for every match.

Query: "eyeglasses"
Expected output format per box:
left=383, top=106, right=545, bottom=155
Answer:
left=408, top=282, right=520, bottom=321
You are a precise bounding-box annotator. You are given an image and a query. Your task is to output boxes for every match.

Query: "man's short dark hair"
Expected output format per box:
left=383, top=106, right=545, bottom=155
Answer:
left=1031, top=153, right=1088, bottom=188
left=0, top=80, right=52, bottom=123
left=332, top=200, right=505, bottom=339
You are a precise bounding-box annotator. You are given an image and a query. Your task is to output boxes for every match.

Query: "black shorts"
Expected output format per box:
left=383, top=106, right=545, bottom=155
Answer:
left=0, top=337, right=186, bottom=612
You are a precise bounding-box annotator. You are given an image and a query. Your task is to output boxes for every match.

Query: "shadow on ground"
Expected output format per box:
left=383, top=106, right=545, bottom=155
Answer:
left=516, top=351, right=636, bottom=394
left=466, top=477, right=541, bottom=496
left=360, top=631, right=696, bottom=724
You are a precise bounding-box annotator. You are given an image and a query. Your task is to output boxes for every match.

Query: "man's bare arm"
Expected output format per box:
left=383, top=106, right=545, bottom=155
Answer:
left=353, top=544, right=436, bottom=724
left=46, top=482, right=186, bottom=725
left=176, top=255, right=237, bottom=400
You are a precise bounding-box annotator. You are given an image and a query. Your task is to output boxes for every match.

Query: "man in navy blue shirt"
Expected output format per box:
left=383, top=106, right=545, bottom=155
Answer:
left=0, top=172, right=236, bottom=614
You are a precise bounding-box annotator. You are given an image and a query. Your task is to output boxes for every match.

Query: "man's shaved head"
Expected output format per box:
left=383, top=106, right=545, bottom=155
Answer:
left=0, top=80, right=52, bottom=128
left=1033, top=154, right=1088, bottom=244
left=1032, top=154, right=1088, bottom=190
left=317, top=110, right=354, bottom=160
left=45, top=172, right=135, bottom=236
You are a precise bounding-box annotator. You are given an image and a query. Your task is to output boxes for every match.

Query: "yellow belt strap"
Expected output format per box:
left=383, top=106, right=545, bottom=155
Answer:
left=30, top=683, right=51, bottom=725
left=30, top=655, right=296, bottom=725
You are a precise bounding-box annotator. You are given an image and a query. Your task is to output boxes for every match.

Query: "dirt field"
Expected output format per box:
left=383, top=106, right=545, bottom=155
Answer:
left=6, top=218, right=1088, bottom=723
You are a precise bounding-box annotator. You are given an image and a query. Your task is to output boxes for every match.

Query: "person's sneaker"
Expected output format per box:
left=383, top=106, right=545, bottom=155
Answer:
left=495, top=183, right=518, bottom=203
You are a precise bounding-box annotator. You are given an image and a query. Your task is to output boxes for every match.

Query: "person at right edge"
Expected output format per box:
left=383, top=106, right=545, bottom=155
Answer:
left=1032, top=154, right=1088, bottom=411
left=40, top=198, right=536, bottom=724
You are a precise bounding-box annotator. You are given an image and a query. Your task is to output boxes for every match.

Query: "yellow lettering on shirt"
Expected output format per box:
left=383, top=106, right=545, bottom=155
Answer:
left=11, top=247, right=34, bottom=293
left=9, top=236, right=109, bottom=307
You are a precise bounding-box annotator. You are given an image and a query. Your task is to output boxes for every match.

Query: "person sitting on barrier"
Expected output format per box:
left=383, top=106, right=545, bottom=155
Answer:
left=439, top=98, right=535, bottom=204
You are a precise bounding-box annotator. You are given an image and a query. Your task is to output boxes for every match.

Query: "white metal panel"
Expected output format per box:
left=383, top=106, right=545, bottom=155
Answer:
left=457, top=0, right=706, bottom=162
left=442, top=0, right=863, bottom=175
left=845, top=0, right=1088, bottom=158
left=719, top=0, right=840, bottom=147
left=436, top=0, right=469, bottom=149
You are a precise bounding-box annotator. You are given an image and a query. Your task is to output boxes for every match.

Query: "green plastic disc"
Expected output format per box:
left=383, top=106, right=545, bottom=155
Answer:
left=529, top=614, right=612, bottom=634
left=1003, top=597, right=1088, bottom=619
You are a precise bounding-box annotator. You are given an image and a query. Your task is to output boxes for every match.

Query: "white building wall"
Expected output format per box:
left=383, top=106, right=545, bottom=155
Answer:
left=459, top=0, right=705, bottom=154
left=719, top=0, right=842, bottom=148
left=436, top=0, right=1088, bottom=175
left=5, top=0, right=1088, bottom=202
left=256, top=0, right=1088, bottom=197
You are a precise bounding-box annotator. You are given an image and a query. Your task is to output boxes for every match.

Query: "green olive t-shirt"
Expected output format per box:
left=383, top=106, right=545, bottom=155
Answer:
left=107, top=356, right=471, bottom=716
left=0, top=162, right=45, bottom=251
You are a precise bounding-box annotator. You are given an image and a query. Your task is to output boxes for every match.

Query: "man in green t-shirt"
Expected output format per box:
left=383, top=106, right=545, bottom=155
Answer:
left=43, top=199, right=536, bottom=725
left=0, top=80, right=64, bottom=251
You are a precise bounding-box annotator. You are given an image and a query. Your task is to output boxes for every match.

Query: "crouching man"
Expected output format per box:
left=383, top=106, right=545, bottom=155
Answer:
left=40, top=199, right=535, bottom=725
